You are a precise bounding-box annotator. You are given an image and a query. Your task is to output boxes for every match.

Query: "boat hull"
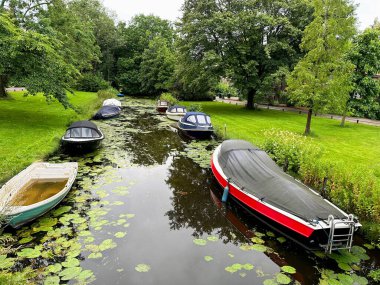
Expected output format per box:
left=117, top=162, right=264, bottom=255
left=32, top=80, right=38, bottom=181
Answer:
left=0, top=162, right=78, bottom=228
left=61, top=138, right=103, bottom=152
left=211, top=144, right=360, bottom=249
left=8, top=192, right=68, bottom=228
left=178, top=121, right=214, bottom=139
left=156, top=106, right=168, bottom=113
left=166, top=113, right=185, bottom=121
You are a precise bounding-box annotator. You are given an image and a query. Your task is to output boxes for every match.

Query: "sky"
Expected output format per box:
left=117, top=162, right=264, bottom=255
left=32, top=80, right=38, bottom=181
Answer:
left=102, top=0, right=379, bottom=30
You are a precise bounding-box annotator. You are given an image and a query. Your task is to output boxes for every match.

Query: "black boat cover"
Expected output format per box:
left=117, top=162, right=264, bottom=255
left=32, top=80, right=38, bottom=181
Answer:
left=68, top=120, right=99, bottom=130
left=93, top=106, right=120, bottom=119
left=217, top=140, right=346, bottom=222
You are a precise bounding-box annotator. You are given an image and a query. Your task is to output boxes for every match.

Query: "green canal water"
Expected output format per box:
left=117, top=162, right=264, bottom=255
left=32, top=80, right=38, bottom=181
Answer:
left=0, top=98, right=379, bottom=284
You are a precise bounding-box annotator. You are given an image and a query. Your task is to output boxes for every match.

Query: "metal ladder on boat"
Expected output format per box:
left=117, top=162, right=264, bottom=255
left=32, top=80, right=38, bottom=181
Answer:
left=324, top=214, right=356, bottom=254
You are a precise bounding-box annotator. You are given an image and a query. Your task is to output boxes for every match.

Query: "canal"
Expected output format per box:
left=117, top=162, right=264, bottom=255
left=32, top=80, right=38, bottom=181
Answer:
left=0, top=97, right=378, bottom=285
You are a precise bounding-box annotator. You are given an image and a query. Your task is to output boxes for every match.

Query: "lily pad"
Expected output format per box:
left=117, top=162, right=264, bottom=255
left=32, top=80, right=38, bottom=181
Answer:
left=52, top=206, right=72, bottom=217
left=266, top=231, right=275, bottom=237
left=99, top=239, right=117, bottom=251
left=281, top=266, right=296, bottom=274
left=207, top=236, right=218, bottom=242
left=48, top=263, right=62, bottom=273
left=62, top=257, right=80, bottom=268
left=338, top=263, right=352, bottom=271
left=251, top=237, right=265, bottom=244
left=225, top=263, right=242, bottom=273
left=251, top=244, right=267, bottom=252
left=17, top=247, right=41, bottom=258
left=263, top=279, right=278, bottom=285
left=204, top=256, right=213, bottom=262
left=88, top=252, right=103, bottom=259
left=19, top=236, right=34, bottom=244
left=115, top=232, right=127, bottom=238
left=135, top=264, right=151, bottom=272
left=44, top=276, right=60, bottom=285
left=277, top=237, right=286, bottom=243
left=38, top=217, right=58, bottom=227
left=76, top=269, right=94, bottom=281
left=242, top=263, right=254, bottom=270
left=276, top=273, right=291, bottom=284
left=0, top=255, right=15, bottom=269
left=193, top=239, right=207, bottom=246
left=59, top=267, right=82, bottom=281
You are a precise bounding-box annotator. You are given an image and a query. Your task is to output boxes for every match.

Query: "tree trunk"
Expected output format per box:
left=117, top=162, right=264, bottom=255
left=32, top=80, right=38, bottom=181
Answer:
left=304, top=108, right=313, bottom=135
left=0, top=75, right=8, bottom=98
left=246, top=88, right=256, bottom=109
left=340, top=107, right=347, bottom=127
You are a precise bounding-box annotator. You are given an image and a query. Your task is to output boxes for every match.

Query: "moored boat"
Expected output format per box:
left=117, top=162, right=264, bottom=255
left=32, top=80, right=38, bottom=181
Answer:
left=166, top=105, right=187, bottom=121
left=156, top=100, right=169, bottom=113
left=61, top=120, right=104, bottom=151
left=211, top=140, right=361, bottom=252
left=93, top=105, right=121, bottom=119
left=178, top=112, right=214, bottom=139
left=103, top=98, right=122, bottom=108
left=0, top=162, right=78, bottom=228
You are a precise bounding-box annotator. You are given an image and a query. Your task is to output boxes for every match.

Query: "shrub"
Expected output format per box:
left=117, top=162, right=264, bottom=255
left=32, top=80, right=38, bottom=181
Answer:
left=97, top=88, right=118, bottom=101
left=159, top=92, right=177, bottom=105
left=76, top=73, right=110, bottom=92
left=187, top=103, right=203, bottom=112
left=214, top=81, right=238, bottom=99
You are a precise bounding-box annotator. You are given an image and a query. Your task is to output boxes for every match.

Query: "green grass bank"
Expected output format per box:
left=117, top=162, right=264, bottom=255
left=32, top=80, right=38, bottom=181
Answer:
left=184, top=101, right=380, bottom=240
left=0, top=91, right=100, bottom=183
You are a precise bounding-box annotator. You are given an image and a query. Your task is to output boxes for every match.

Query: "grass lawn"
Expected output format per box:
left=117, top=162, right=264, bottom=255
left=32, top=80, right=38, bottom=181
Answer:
left=0, top=91, right=100, bottom=183
left=184, top=101, right=380, bottom=179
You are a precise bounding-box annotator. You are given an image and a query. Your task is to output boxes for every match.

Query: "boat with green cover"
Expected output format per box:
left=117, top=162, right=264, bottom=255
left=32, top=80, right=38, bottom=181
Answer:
left=0, top=162, right=78, bottom=228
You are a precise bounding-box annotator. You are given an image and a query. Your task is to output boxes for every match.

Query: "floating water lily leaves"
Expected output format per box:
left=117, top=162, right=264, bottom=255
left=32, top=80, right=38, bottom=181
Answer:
left=263, top=279, right=278, bottom=285
left=38, top=217, right=58, bottom=228
left=76, top=269, right=95, bottom=282
left=62, top=257, right=80, bottom=268
left=88, top=252, right=103, bottom=259
left=207, top=236, right=218, bottom=242
left=17, top=247, right=41, bottom=258
left=52, top=206, right=72, bottom=217
left=251, top=237, right=265, bottom=244
left=47, top=263, right=62, bottom=273
left=19, top=236, right=34, bottom=244
left=225, top=263, right=242, bottom=273
left=338, top=263, right=352, bottom=271
left=193, top=239, right=207, bottom=246
left=281, top=266, right=296, bottom=274
left=114, top=232, right=127, bottom=238
left=276, top=273, right=291, bottom=284
left=204, top=256, right=213, bottom=262
left=277, top=237, right=286, bottom=244
left=44, top=276, right=60, bottom=285
left=135, top=264, right=151, bottom=273
left=0, top=255, right=15, bottom=269
left=99, top=239, right=117, bottom=251
left=251, top=244, right=267, bottom=252
left=59, top=266, right=82, bottom=281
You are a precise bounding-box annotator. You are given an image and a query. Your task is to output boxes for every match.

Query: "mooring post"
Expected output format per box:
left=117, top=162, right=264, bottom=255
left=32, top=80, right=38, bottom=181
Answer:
left=224, top=124, right=227, bottom=138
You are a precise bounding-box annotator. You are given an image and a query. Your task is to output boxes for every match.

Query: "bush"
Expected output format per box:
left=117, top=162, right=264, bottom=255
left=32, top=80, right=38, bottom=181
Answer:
left=187, top=103, right=203, bottom=112
left=214, top=81, right=238, bottom=99
left=260, top=129, right=380, bottom=240
left=159, top=92, right=177, bottom=105
left=97, top=88, right=118, bottom=101
left=76, top=73, right=110, bottom=92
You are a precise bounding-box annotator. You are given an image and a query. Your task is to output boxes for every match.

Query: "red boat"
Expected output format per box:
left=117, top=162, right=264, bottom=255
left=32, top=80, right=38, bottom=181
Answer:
left=156, top=100, right=169, bottom=114
left=211, top=140, right=361, bottom=252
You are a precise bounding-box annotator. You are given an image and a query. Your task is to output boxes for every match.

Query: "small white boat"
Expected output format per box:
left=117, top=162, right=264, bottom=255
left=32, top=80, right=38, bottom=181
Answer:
left=103, top=99, right=122, bottom=108
left=166, top=105, right=187, bottom=121
left=0, top=162, right=78, bottom=228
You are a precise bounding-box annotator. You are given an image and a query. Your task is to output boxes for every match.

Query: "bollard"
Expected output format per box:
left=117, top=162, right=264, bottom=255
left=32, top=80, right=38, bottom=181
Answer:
left=331, top=116, right=333, bottom=119
left=357, top=120, right=359, bottom=124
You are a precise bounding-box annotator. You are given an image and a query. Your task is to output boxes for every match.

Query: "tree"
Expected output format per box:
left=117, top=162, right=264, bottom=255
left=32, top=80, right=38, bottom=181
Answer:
left=0, top=13, right=76, bottom=105
left=287, top=0, right=356, bottom=135
left=341, top=28, right=380, bottom=125
left=177, top=0, right=313, bottom=106
left=115, top=14, right=175, bottom=94
left=139, top=37, right=176, bottom=95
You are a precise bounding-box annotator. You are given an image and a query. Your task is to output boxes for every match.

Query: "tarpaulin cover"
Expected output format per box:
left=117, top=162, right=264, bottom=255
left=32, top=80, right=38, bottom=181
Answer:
left=93, top=106, right=121, bottom=119
left=68, top=120, right=99, bottom=130
left=217, top=140, right=346, bottom=221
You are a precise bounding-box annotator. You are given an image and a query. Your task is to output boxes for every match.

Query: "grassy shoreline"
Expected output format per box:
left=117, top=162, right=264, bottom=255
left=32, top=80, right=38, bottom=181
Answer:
left=0, top=91, right=100, bottom=183
left=184, top=101, right=380, bottom=240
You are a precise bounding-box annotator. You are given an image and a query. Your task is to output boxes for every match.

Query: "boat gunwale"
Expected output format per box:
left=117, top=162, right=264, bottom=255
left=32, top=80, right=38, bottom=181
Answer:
left=0, top=162, right=78, bottom=214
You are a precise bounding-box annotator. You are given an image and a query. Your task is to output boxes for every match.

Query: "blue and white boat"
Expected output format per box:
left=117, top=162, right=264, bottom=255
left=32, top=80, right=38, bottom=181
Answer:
left=178, top=112, right=214, bottom=139
left=0, top=162, right=78, bottom=228
left=166, top=105, right=187, bottom=121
